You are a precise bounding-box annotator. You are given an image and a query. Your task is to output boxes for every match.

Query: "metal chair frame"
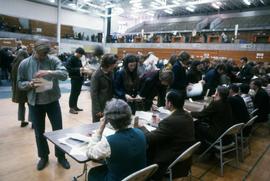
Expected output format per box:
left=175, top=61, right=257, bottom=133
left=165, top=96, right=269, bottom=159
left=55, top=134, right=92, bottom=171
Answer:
left=122, top=164, right=159, bottom=181
left=250, top=108, right=259, bottom=117
left=239, top=115, right=258, bottom=160
left=167, top=142, right=201, bottom=181
left=198, top=123, right=244, bottom=176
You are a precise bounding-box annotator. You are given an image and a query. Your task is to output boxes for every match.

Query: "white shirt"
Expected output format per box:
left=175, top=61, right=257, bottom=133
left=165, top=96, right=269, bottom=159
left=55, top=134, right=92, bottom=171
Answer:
left=86, top=132, right=111, bottom=160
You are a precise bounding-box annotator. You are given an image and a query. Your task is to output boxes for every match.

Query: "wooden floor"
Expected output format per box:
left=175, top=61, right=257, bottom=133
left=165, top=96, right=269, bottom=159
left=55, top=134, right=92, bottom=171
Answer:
left=0, top=90, right=270, bottom=181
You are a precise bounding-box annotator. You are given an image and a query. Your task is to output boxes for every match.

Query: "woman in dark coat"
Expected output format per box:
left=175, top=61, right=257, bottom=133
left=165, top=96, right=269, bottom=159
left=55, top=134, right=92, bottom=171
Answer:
left=90, top=54, right=117, bottom=122
left=114, top=54, right=142, bottom=114
left=11, top=50, right=30, bottom=127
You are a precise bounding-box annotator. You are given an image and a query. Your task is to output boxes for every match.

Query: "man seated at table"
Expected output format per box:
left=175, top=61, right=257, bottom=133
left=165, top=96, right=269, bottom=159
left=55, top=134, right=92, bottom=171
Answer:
left=239, top=83, right=254, bottom=116
left=86, top=98, right=147, bottom=181
left=228, top=84, right=250, bottom=124
left=140, top=90, right=195, bottom=180
left=250, top=79, right=270, bottom=123
left=191, top=86, right=234, bottom=145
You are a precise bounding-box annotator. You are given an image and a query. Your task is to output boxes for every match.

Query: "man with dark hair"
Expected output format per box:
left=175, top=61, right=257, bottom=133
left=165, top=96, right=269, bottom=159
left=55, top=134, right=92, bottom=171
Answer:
left=228, top=84, right=250, bottom=124
left=170, top=51, right=190, bottom=95
left=91, top=54, right=117, bottom=122
left=18, top=41, right=70, bottom=170
left=250, top=79, right=270, bottom=122
left=139, top=69, right=174, bottom=111
left=143, top=90, right=195, bottom=180
left=66, top=47, right=85, bottom=114
left=239, top=57, right=253, bottom=83
left=203, top=63, right=226, bottom=96
left=191, top=86, right=234, bottom=144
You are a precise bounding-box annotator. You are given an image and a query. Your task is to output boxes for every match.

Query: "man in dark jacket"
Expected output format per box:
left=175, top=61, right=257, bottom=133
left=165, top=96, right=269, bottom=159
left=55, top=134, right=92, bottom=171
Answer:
left=228, top=84, right=250, bottom=124
left=139, top=70, right=173, bottom=111
left=238, top=57, right=253, bottom=84
left=170, top=51, right=190, bottom=95
left=203, top=64, right=226, bottom=96
left=66, top=47, right=85, bottom=114
left=228, top=84, right=252, bottom=136
left=250, top=79, right=270, bottom=122
left=191, top=86, right=234, bottom=143
left=145, top=90, right=195, bottom=180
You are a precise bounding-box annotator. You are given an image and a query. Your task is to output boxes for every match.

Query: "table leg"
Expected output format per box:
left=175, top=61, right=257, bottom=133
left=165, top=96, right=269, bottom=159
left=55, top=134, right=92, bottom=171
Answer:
left=73, top=163, right=87, bottom=181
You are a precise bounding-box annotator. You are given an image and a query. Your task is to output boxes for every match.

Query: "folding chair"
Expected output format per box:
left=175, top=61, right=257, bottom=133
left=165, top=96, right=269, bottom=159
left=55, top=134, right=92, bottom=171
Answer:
left=198, top=123, right=244, bottom=176
left=167, top=142, right=201, bottom=181
left=250, top=108, right=258, bottom=117
left=239, top=115, right=258, bottom=160
left=122, top=164, right=159, bottom=181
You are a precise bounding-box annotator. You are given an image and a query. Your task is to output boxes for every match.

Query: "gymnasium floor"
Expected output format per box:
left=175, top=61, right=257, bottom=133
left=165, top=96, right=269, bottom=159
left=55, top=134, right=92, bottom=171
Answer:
left=0, top=81, right=269, bottom=181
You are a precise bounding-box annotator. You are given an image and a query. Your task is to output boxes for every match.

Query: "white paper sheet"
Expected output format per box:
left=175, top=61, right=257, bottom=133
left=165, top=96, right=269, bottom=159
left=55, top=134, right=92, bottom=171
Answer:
left=184, top=101, right=205, bottom=112
left=135, top=111, right=153, bottom=122
left=186, top=83, right=203, bottom=97
left=144, top=124, right=156, bottom=132
left=157, top=107, right=171, bottom=115
left=35, top=78, right=53, bottom=93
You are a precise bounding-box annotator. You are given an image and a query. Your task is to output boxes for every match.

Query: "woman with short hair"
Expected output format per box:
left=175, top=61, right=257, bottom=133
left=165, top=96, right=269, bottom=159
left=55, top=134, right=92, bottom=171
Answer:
left=87, top=98, right=147, bottom=181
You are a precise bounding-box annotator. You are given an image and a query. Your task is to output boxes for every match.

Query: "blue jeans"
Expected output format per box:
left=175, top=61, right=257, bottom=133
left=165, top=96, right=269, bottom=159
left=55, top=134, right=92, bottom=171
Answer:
left=29, top=101, right=65, bottom=159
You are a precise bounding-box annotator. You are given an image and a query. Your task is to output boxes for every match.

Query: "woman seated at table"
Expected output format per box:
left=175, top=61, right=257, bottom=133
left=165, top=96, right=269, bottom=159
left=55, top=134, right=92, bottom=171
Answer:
left=191, top=86, right=234, bottom=145
left=86, top=98, right=147, bottom=181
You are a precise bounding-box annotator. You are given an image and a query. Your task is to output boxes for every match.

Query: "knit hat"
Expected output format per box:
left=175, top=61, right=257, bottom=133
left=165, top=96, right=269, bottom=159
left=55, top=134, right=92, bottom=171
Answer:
left=34, top=41, right=50, bottom=54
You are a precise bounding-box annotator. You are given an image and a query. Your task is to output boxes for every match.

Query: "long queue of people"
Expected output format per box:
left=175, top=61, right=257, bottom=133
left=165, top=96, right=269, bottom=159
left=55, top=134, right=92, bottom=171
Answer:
left=8, top=41, right=270, bottom=180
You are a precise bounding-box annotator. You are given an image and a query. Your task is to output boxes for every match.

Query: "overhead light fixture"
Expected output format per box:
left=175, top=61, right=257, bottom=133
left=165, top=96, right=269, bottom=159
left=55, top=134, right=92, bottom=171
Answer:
left=172, top=0, right=183, bottom=5
left=130, top=0, right=141, bottom=4
left=68, top=3, right=77, bottom=8
left=164, top=9, right=173, bottom=14
left=154, top=0, right=166, bottom=5
left=260, top=0, right=265, bottom=4
left=133, top=3, right=143, bottom=8
left=150, top=3, right=159, bottom=8
left=211, top=2, right=221, bottom=9
left=48, top=0, right=55, bottom=3
left=243, top=0, right=251, bottom=5
left=146, top=11, right=155, bottom=16
left=186, top=6, right=195, bottom=12
left=112, top=7, right=124, bottom=15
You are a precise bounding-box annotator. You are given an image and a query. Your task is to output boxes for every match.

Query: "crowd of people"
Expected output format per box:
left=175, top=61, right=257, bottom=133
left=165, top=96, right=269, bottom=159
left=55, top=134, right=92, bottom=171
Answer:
left=2, top=40, right=270, bottom=180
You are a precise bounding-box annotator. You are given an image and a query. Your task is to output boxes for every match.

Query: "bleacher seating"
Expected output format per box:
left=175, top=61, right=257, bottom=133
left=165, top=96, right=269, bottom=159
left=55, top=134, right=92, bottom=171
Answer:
left=127, top=20, right=200, bottom=33
left=214, top=15, right=270, bottom=30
